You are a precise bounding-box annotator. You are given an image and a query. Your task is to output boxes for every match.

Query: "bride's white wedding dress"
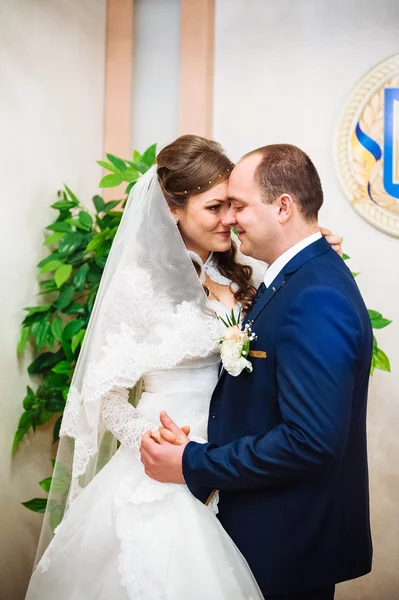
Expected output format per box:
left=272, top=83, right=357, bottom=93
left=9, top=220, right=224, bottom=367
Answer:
left=26, top=258, right=263, bottom=600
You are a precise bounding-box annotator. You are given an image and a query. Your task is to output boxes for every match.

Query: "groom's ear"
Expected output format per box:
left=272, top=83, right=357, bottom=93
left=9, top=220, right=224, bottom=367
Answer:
left=276, top=193, right=294, bottom=224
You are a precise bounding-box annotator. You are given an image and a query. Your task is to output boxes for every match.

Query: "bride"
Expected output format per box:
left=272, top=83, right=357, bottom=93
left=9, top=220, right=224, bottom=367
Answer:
left=26, top=135, right=341, bottom=600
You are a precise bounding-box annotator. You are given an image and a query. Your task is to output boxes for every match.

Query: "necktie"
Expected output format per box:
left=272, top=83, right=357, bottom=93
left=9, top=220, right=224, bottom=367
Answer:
left=253, top=282, right=266, bottom=305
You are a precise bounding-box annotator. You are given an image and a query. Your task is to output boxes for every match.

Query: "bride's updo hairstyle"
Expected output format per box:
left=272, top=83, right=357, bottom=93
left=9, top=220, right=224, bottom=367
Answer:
left=157, top=135, right=256, bottom=311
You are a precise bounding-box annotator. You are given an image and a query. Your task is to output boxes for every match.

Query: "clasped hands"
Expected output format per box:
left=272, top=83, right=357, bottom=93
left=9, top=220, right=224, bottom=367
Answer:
left=139, top=411, right=190, bottom=484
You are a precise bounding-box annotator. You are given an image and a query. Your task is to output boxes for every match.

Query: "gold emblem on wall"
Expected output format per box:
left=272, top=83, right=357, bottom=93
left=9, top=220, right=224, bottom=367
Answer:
left=335, top=54, right=399, bottom=237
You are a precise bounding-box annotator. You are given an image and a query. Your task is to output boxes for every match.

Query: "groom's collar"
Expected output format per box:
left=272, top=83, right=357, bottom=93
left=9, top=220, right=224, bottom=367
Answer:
left=263, top=231, right=322, bottom=288
left=282, top=235, right=331, bottom=277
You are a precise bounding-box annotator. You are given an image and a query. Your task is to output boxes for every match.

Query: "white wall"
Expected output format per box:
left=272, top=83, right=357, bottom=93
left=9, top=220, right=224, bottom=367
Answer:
left=0, top=1, right=106, bottom=597
left=214, top=1, right=399, bottom=597
left=131, top=0, right=181, bottom=154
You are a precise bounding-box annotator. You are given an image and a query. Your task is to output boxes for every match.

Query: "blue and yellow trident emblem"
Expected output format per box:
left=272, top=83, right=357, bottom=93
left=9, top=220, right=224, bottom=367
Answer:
left=336, top=54, right=399, bottom=237
left=351, top=88, right=399, bottom=204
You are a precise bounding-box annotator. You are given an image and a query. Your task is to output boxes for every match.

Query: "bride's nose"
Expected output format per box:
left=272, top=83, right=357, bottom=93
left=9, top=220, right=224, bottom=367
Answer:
left=221, top=205, right=237, bottom=228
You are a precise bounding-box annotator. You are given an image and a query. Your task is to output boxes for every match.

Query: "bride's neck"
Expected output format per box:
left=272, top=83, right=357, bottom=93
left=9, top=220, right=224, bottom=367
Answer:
left=185, top=244, right=211, bottom=264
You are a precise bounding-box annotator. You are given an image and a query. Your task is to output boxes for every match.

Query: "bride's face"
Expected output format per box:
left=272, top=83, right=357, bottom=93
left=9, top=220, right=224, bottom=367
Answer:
left=172, top=180, right=232, bottom=261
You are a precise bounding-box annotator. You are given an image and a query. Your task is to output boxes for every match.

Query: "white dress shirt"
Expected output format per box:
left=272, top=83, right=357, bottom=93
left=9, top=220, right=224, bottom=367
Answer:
left=263, top=231, right=322, bottom=288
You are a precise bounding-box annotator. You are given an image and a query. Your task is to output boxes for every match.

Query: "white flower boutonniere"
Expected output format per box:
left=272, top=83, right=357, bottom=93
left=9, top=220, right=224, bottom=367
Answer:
left=218, top=310, right=257, bottom=377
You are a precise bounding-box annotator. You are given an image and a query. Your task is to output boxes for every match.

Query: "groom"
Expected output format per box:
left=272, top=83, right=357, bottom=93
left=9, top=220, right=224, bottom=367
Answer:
left=140, top=144, right=373, bottom=599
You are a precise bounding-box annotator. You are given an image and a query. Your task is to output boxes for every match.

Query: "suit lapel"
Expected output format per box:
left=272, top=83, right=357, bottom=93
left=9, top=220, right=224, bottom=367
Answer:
left=243, top=270, right=286, bottom=327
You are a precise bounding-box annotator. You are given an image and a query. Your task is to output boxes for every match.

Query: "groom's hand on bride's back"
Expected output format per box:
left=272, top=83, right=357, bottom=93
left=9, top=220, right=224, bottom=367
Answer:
left=319, top=226, right=343, bottom=257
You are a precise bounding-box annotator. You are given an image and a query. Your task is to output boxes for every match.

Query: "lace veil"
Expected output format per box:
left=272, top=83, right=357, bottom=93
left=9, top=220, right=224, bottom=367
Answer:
left=33, top=166, right=209, bottom=564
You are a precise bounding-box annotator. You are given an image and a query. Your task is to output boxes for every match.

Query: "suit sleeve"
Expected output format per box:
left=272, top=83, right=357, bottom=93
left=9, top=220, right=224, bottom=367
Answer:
left=183, top=286, right=364, bottom=491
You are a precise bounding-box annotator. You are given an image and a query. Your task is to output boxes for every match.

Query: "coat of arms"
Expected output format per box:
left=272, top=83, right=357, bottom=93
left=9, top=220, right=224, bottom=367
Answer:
left=335, top=54, right=399, bottom=237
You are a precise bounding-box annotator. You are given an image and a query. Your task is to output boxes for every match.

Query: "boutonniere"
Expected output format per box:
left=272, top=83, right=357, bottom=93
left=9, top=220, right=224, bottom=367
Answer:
left=218, top=310, right=257, bottom=377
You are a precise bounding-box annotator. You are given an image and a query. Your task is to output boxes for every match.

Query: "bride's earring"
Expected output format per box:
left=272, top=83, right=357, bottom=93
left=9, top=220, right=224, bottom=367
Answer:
left=174, top=219, right=179, bottom=225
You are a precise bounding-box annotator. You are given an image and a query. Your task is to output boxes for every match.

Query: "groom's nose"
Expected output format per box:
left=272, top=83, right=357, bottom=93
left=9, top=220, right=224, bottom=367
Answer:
left=222, top=205, right=237, bottom=228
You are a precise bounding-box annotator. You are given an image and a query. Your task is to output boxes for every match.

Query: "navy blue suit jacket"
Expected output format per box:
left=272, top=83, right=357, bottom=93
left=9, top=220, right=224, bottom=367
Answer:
left=183, top=237, right=373, bottom=596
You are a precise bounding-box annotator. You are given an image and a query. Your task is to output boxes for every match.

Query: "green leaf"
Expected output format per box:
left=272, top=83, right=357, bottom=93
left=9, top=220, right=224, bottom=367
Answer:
left=106, top=153, right=127, bottom=172
left=133, top=150, right=141, bottom=162
left=53, top=415, right=62, bottom=443
left=68, top=249, right=86, bottom=265
left=39, top=477, right=52, bottom=493
left=87, top=264, right=102, bottom=283
left=370, top=316, right=392, bottom=329
left=97, top=160, right=119, bottom=174
left=17, top=326, right=30, bottom=356
left=141, top=143, right=156, bottom=167
left=43, top=371, right=69, bottom=391
left=85, top=229, right=110, bottom=253
left=62, top=341, right=73, bottom=361
left=48, top=500, right=64, bottom=531
left=59, top=232, right=84, bottom=256
left=368, top=310, right=381, bottom=320
left=123, top=167, right=139, bottom=183
left=12, top=411, right=33, bottom=454
left=351, top=271, right=360, bottom=278
left=62, top=319, right=84, bottom=342
left=22, top=311, right=47, bottom=328
left=71, top=329, right=85, bottom=353
left=46, top=395, right=66, bottom=413
left=44, top=232, right=65, bottom=246
left=93, top=195, right=105, bottom=213
left=49, top=462, right=71, bottom=495
left=40, top=260, right=63, bottom=274
left=51, top=317, right=63, bottom=341
left=51, top=200, right=75, bottom=211
left=98, top=173, right=124, bottom=188
left=52, top=361, right=72, bottom=375
left=78, top=211, right=93, bottom=230
left=27, top=352, right=51, bottom=375
left=342, top=253, right=350, bottom=261
left=39, top=279, right=58, bottom=294
left=87, top=285, right=99, bottom=313
left=368, top=310, right=392, bottom=329
left=35, top=315, right=51, bottom=349
left=125, top=182, right=134, bottom=195
left=37, top=252, right=62, bottom=269
left=24, top=304, right=52, bottom=315
left=55, top=264, right=72, bottom=288
left=22, top=498, right=47, bottom=513
left=73, top=263, right=90, bottom=291
left=64, top=186, right=80, bottom=206
left=54, top=285, right=75, bottom=310
left=103, top=200, right=120, bottom=212
left=46, top=222, right=72, bottom=233
left=23, top=387, right=37, bottom=410
left=373, top=347, right=391, bottom=372
left=63, top=303, right=85, bottom=315
left=37, top=408, right=53, bottom=426
left=128, top=160, right=147, bottom=174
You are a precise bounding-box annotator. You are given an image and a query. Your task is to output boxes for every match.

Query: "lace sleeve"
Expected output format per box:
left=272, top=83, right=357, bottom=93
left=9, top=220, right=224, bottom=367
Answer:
left=100, top=387, right=156, bottom=450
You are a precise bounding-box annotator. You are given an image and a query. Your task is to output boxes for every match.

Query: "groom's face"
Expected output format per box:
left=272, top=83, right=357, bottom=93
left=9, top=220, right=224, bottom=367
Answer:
left=228, top=154, right=279, bottom=262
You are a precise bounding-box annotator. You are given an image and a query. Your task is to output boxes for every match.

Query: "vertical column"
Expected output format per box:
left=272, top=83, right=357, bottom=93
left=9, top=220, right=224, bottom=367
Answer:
left=179, top=0, right=215, bottom=137
left=103, top=0, right=133, bottom=198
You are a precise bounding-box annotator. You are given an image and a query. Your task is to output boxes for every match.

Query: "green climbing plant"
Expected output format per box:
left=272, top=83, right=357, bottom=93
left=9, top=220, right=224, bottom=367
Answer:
left=342, top=252, right=391, bottom=375
left=14, top=144, right=156, bottom=515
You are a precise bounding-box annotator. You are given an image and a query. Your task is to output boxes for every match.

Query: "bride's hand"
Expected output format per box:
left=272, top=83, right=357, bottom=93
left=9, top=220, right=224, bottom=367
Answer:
left=319, top=227, right=343, bottom=257
left=151, top=424, right=190, bottom=445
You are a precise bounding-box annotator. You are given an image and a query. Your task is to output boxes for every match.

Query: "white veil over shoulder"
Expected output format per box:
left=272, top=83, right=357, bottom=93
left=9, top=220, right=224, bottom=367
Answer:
left=34, top=166, right=210, bottom=564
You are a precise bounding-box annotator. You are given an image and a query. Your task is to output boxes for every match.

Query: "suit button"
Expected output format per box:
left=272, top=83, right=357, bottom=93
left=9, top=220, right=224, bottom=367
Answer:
left=212, top=415, right=216, bottom=419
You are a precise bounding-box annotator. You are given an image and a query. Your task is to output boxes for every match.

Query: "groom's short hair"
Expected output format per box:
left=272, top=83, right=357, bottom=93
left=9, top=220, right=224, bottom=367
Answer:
left=245, top=144, right=323, bottom=221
